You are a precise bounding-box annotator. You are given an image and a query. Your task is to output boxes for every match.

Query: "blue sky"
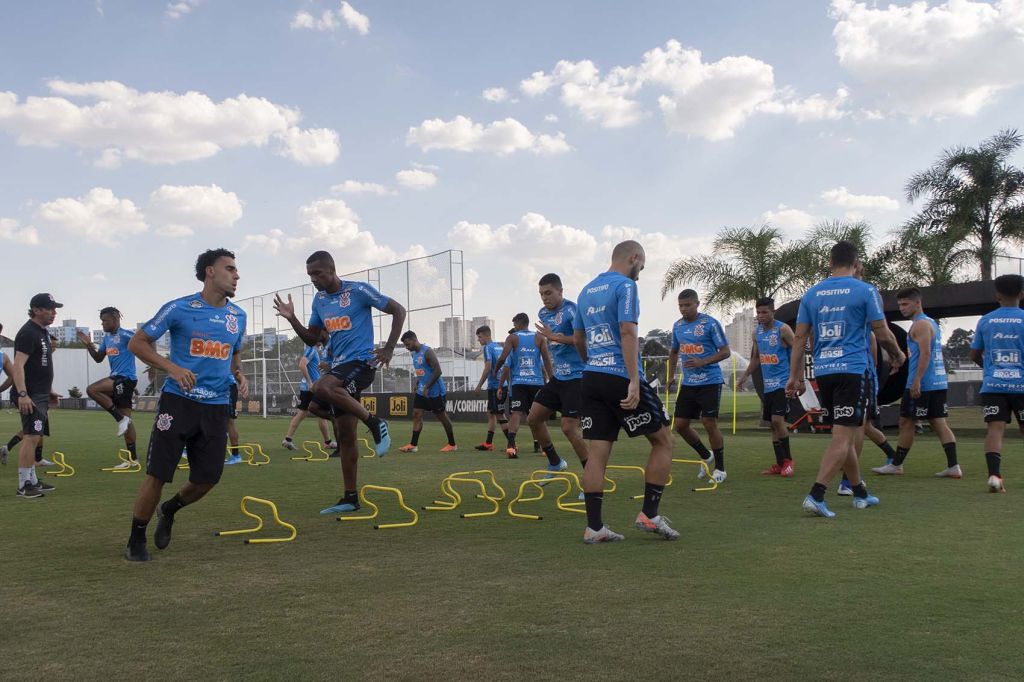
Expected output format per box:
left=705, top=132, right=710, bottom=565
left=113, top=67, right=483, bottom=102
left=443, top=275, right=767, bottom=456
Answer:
left=2, top=0, right=1023, bottom=341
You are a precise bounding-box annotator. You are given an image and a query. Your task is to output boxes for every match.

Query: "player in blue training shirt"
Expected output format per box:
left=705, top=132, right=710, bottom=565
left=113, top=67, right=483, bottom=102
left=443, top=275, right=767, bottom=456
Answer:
left=571, top=240, right=678, bottom=544
left=872, top=287, right=960, bottom=478
left=494, top=313, right=553, bottom=458
left=80, top=307, right=138, bottom=464
left=123, top=248, right=248, bottom=562
left=969, top=274, right=1024, bottom=493
left=787, top=240, right=904, bottom=519
left=529, top=273, right=589, bottom=474
left=667, top=289, right=731, bottom=483
left=397, top=330, right=457, bottom=453
left=282, top=341, right=335, bottom=451
left=738, top=297, right=796, bottom=477
left=472, top=325, right=510, bottom=450
left=274, top=250, right=407, bottom=514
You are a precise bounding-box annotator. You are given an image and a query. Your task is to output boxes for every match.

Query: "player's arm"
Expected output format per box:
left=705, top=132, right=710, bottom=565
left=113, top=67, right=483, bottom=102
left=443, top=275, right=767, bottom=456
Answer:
left=908, top=319, right=932, bottom=397
left=475, top=358, right=491, bottom=392
left=12, top=351, right=34, bottom=414
left=539, top=336, right=554, bottom=382
left=969, top=320, right=985, bottom=367
left=738, top=335, right=760, bottom=387
left=0, top=354, right=14, bottom=392
left=620, top=321, right=641, bottom=409
left=232, top=350, right=248, bottom=399
left=272, top=292, right=323, bottom=346
left=299, top=356, right=313, bottom=387
left=870, top=320, right=905, bottom=372
left=375, top=298, right=407, bottom=367
left=129, top=329, right=197, bottom=393
left=493, top=334, right=516, bottom=373
left=666, top=346, right=679, bottom=388
left=498, top=365, right=510, bottom=398
left=535, top=320, right=575, bottom=346
left=785, top=323, right=810, bottom=397
left=573, top=329, right=587, bottom=362
left=423, top=348, right=443, bottom=392
left=78, top=331, right=105, bottom=362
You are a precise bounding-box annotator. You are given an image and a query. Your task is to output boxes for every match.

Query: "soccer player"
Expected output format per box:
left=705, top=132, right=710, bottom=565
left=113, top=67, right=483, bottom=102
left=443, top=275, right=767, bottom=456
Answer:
left=872, top=287, right=960, bottom=477
left=123, top=248, right=247, bottom=561
left=397, top=331, right=456, bottom=452
left=530, top=273, right=589, bottom=473
left=737, top=297, right=795, bottom=476
left=79, top=307, right=137, bottom=467
left=0, top=334, right=16, bottom=466
left=274, top=250, right=406, bottom=514
left=968, top=274, right=1024, bottom=493
left=282, top=341, right=334, bottom=450
left=11, top=294, right=63, bottom=498
left=473, top=326, right=510, bottom=451
left=666, top=290, right=730, bottom=483
left=573, top=240, right=678, bottom=543
left=786, top=240, right=904, bottom=518
left=493, top=313, right=552, bottom=458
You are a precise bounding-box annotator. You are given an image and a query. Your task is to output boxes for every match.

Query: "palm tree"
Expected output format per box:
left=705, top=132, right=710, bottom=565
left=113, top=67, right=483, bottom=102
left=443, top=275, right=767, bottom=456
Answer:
left=660, top=225, right=803, bottom=306
left=886, top=226, right=973, bottom=286
left=791, top=219, right=903, bottom=290
left=904, top=129, right=1024, bottom=280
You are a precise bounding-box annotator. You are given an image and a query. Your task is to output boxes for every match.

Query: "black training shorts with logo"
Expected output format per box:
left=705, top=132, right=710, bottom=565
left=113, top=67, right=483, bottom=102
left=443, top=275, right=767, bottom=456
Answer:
left=761, top=388, right=790, bottom=422
left=674, top=384, right=723, bottom=419
left=414, top=393, right=447, bottom=413
left=486, top=388, right=508, bottom=415
left=900, top=389, right=948, bottom=420
left=311, top=360, right=378, bottom=415
left=581, top=371, right=668, bottom=442
left=533, top=378, right=582, bottom=418
left=816, top=373, right=866, bottom=427
left=510, top=384, right=542, bottom=414
left=228, top=383, right=239, bottom=419
left=20, top=395, right=50, bottom=437
left=111, top=375, right=137, bottom=410
left=297, top=390, right=315, bottom=411
left=982, top=393, right=1024, bottom=423
left=146, top=392, right=229, bottom=485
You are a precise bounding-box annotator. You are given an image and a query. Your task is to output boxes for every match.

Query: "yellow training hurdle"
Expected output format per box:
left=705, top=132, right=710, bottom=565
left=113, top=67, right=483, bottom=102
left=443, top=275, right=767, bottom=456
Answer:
left=337, top=485, right=419, bottom=530
left=423, top=469, right=506, bottom=518
left=237, top=443, right=270, bottom=466
left=357, top=438, right=376, bottom=458
left=215, top=496, right=297, bottom=544
left=46, top=451, right=75, bottom=477
left=508, top=474, right=585, bottom=520
left=671, top=458, right=718, bottom=492
left=101, top=449, right=141, bottom=473
left=605, top=465, right=674, bottom=500
left=292, top=440, right=330, bottom=461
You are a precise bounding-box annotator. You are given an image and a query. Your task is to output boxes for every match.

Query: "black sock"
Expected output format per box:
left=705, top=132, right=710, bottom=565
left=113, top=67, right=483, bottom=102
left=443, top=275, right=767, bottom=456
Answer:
left=507, top=431, right=517, bottom=448
left=35, top=445, right=42, bottom=463
left=107, top=406, right=125, bottom=422
left=810, top=482, right=827, bottom=502
left=877, top=440, right=897, bottom=461
left=689, top=440, right=711, bottom=459
left=772, top=440, right=784, bottom=466
left=284, top=436, right=293, bottom=442
left=344, top=489, right=358, bottom=501
left=580, top=458, right=588, bottom=469
left=410, top=429, right=421, bottom=446
left=542, top=444, right=560, bottom=466
left=781, top=437, right=791, bottom=460
left=985, top=452, right=1001, bottom=477
left=641, top=483, right=665, bottom=518
left=129, top=516, right=148, bottom=545
left=713, top=447, right=725, bottom=472
left=499, top=420, right=508, bottom=433
left=127, top=442, right=137, bottom=462
left=533, top=440, right=540, bottom=452
left=485, top=430, right=494, bottom=445
left=584, top=492, right=604, bottom=531
left=161, top=493, right=188, bottom=517
left=7, top=435, right=22, bottom=450
left=841, top=474, right=850, bottom=486
left=894, top=446, right=910, bottom=466
left=942, top=442, right=958, bottom=467
left=852, top=482, right=868, bottom=499
left=363, top=415, right=381, bottom=430
left=443, top=423, right=456, bottom=446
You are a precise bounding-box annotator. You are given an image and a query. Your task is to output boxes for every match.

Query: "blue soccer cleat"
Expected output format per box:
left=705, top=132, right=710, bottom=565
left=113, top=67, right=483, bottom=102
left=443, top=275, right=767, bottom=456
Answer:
left=852, top=493, right=880, bottom=509
left=320, top=499, right=361, bottom=515
left=837, top=480, right=853, bottom=496
left=368, top=419, right=391, bottom=457
left=224, top=454, right=243, bottom=465
left=802, top=495, right=836, bottom=518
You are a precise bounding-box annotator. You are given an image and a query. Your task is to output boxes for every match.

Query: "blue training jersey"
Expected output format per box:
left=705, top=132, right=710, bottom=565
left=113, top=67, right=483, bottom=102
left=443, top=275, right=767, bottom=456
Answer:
left=299, top=345, right=322, bottom=391
left=98, top=328, right=137, bottom=380
left=144, top=293, right=246, bottom=405
left=411, top=344, right=446, bottom=397
left=796, top=276, right=884, bottom=377
left=755, top=320, right=791, bottom=392
left=510, top=331, right=544, bottom=386
left=908, top=314, right=947, bottom=392
left=671, top=313, right=727, bottom=386
left=483, top=341, right=504, bottom=390
left=971, top=307, right=1024, bottom=394
left=309, top=280, right=390, bottom=365
left=573, top=271, right=642, bottom=380
left=538, top=299, right=585, bottom=381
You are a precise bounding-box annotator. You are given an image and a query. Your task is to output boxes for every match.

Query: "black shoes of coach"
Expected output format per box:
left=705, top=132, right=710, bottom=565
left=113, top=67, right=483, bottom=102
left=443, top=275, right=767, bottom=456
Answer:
left=35, top=479, right=55, bottom=492
left=17, top=482, right=44, bottom=498
left=124, top=543, right=151, bottom=562
left=154, top=505, right=175, bottom=550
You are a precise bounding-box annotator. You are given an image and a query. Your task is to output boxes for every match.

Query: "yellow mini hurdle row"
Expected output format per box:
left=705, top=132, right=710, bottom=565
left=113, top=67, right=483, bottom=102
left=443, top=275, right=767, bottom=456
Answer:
left=338, top=485, right=419, bottom=529
left=423, top=469, right=506, bottom=518
left=292, top=440, right=330, bottom=461
left=101, top=449, right=141, bottom=473
left=215, top=496, right=297, bottom=544
left=46, top=451, right=75, bottom=477
left=236, top=443, right=271, bottom=466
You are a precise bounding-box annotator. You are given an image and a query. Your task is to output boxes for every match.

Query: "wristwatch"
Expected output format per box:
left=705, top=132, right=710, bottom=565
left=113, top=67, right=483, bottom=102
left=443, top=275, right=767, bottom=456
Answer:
left=17, top=391, right=27, bottom=397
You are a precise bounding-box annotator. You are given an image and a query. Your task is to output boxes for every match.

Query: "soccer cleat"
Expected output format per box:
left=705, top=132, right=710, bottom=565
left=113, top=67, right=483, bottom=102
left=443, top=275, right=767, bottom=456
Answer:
left=712, top=469, right=727, bottom=484
left=155, top=505, right=174, bottom=550
left=474, top=443, right=494, bottom=451
left=398, top=444, right=418, bottom=453
left=837, top=480, right=853, bottom=496
left=802, top=495, right=836, bottom=518
left=440, top=444, right=458, bottom=453
left=538, top=459, right=568, bottom=481
left=935, top=465, right=962, bottom=479
left=17, top=482, right=44, bottom=499
left=871, top=463, right=904, bottom=475
left=224, top=454, right=243, bottom=465
left=34, top=479, right=55, bottom=492
left=329, top=449, right=340, bottom=458
left=696, top=456, right=714, bottom=479
left=988, top=475, right=1006, bottom=493
left=780, top=459, right=795, bottom=477
left=0, top=445, right=7, bottom=465
left=320, top=499, right=361, bottom=514
left=112, top=460, right=135, bottom=470
left=852, top=493, right=880, bottom=509
left=506, top=447, right=519, bottom=459
left=761, top=463, right=782, bottom=476
left=124, top=543, right=151, bottom=562
left=583, top=525, right=625, bottom=544
left=367, top=418, right=391, bottom=457
left=37, top=458, right=54, bottom=467
left=116, top=416, right=132, bottom=437
left=282, top=438, right=297, bottom=451
left=635, top=512, right=680, bottom=540
left=884, top=457, right=894, bottom=466
left=325, top=440, right=338, bottom=449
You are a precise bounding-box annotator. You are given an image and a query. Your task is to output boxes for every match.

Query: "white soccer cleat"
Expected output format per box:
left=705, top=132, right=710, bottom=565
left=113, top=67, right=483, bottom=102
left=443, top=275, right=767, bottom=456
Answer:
left=325, top=440, right=338, bottom=449
left=872, top=463, right=904, bottom=475
left=635, top=512, right=680, bottom=540
left=583, top=525, right=625, bottom=544
left=711, top=469, right=727, bottom=484
left=37, top=458, right=54, bottom=467
left=934, top=465, right=962, bottom=479
left=988, top=475, right=1006, bottom=493
left=112, top=460, right=134, bottom=470
left=116, top=416, right=132, bottom=437
left=696, top=456, right=714, bottom=479
left=281, top=439, right=297, bottom=451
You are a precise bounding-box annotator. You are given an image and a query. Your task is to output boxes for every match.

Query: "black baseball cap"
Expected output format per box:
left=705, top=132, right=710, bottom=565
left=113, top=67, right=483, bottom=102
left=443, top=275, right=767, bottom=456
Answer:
left=30, top=293, right=63, bottom=310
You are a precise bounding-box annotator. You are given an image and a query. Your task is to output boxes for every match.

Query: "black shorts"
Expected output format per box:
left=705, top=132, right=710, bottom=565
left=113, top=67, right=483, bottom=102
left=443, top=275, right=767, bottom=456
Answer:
left=674, top=384, right=722, bottom=419
left=20, top=395, right=50, bottom=437
left=865, top=372, right=880, bottom=423
left=982, top=393, right=1024, bottom=423
left=325, top=361, right=376, bottom=400
left=229, top=383, right=239, bottom=419
left=486, top=388, right=508, bottom=415
left=111, top=376, right=137, bottom=410
left=534, top=378, right=582, bottom=418
left=414, top=393, right=447, bottom=413
left=900, top=389, right=948, bottom=420
left=580, top=371, right=668, bottom=442
left=510, top=384, right=542, bottom=414
left=297, top=390, right=315, bottom=411
left=146, top=392, right=229, bottom=485
left=761, top=389, right=790, bottom=422
left=816, top=373, right=866, bottom=427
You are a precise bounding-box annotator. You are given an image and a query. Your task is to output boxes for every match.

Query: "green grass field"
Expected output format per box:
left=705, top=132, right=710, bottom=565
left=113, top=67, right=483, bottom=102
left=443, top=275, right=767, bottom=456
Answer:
left=1, top=406, right=1022, bottom=681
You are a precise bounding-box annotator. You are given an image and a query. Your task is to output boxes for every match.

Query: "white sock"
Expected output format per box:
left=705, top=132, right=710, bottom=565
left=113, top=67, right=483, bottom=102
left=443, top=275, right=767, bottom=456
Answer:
left=30, top=466, right=38, bottom=484
left=18, top=467, right=31, bottom=487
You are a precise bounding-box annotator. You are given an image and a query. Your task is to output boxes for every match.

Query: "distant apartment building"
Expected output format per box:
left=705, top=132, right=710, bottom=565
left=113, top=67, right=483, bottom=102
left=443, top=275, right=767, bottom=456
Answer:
left=724, top=307, right=756, bottom=358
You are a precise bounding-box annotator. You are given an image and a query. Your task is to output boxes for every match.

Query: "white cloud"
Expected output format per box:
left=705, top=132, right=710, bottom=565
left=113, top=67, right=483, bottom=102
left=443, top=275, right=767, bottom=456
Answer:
left=0, top=218, right=40, bottom=246
left=331, top=180, right=395, bottom=196
left=339, top=2, right=370, bottom=35
left=544, top=113, right=559, bottom=123
left=759, top=204, right=818, bottom=236
left=407, top=116, right=570, bottom=155
left=831, top=0, right=1024, bottom=117
left=482, top=87, right=509, bottom=103
left=821, top=186, right=899, bottom=211
left=291, top=2, right=369, bottom=35
left=0, top=80, right=339, bottom=166
left=166, top=0, right=203, bottom=20
left=520, top=71, right=555, bottom=97
left=147, top=184, right=244, bottom=238
left=761, top=87, right=850, bottom=122
left=89, top=272, right=108, bottom=281
left=35, top=187, right=147, bottom=246
left=395, top=168, right=438, bottom=190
